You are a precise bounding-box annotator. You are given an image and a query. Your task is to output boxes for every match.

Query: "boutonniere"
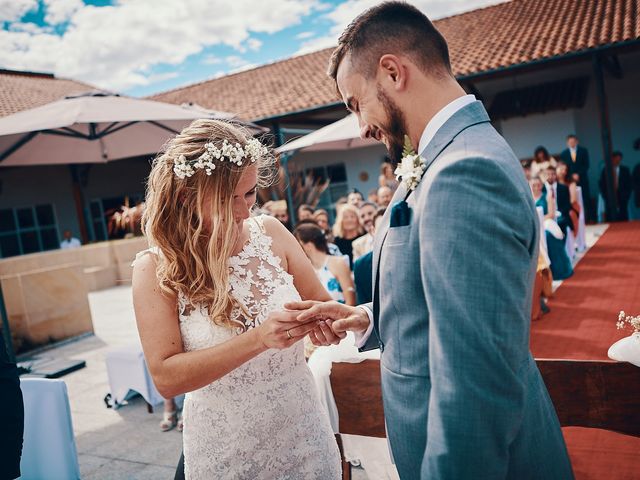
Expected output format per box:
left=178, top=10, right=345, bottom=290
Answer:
left=394, top=135, right=426, bottom=192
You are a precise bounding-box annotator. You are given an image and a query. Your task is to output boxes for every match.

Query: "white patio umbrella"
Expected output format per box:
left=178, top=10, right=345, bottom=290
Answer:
left=277, top=113, right=377, bottom=154
left=0, top=91, right=265, bottom=167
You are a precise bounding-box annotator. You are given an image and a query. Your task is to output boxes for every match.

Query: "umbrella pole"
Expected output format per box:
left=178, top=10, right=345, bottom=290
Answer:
left=69, top=165, right=91, bottom=243
left=280, top=153, right=297, bottom=225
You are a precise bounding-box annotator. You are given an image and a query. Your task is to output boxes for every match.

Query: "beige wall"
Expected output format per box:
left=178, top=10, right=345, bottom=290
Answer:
left=0, top=236, right=148, bottom=353
left=1, top=263, right=93, bottom=352
left=0, top=236, right=148, bottom=289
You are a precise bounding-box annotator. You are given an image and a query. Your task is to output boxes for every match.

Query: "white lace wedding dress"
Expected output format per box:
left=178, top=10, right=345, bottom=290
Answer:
left=136, top=215, right=341, bottom=479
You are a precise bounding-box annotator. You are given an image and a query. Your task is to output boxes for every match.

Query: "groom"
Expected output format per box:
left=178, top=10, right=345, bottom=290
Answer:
left=286, top=3, right=573, bottom=479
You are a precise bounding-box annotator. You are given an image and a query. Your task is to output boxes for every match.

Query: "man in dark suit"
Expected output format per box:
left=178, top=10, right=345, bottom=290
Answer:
left=546, top=165, right=572, bottom=235
left=599, top=151, right=632, bottom=221
left=0, top=331, right=23, bottom=480
left=353, top=207, right=385, bottom=305
left=560, top=134, right=593, bottom=221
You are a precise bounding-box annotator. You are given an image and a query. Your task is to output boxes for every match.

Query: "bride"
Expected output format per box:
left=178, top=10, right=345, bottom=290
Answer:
left=132, top=119, right=341, bottom=479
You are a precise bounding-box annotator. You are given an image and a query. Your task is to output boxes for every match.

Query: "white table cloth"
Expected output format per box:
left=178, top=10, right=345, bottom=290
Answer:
left=308, top=333, right=398, bottom=480
left=19, top=378, right=80, bottom=480
left=575, top=186, right=587, bottom=252
left=105, top=342, right=165, bottom=408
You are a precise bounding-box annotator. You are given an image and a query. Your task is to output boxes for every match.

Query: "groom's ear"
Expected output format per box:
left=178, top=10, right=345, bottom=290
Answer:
left=378, top=54, right=407, bottom=91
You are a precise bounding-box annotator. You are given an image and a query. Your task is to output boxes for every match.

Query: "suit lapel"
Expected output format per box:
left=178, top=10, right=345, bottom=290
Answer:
left=370, top=101, right=492, bottom=339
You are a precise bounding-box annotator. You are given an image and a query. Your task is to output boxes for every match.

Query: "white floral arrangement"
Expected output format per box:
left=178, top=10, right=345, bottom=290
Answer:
left=173, top=138, right=269, bottom=179
left=394, top=135, right=426, bottom=192
left=617, top=311, right=640, bottom=339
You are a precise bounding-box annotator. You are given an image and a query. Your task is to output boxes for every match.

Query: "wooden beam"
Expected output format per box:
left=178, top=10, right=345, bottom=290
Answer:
left=602, top=54, right=623, bottom=79
left=592, top=53, right=617, bottom=221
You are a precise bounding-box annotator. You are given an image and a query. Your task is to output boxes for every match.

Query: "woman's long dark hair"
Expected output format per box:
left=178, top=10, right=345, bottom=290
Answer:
left=293, top=221, right=329, bottom=254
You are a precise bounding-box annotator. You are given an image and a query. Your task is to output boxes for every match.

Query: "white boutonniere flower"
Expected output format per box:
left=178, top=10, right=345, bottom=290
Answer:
left=394, top=135, right=426, bottom=192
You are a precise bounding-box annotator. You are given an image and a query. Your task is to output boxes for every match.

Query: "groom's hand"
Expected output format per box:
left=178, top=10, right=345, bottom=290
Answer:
left=284, top=300, right=370, bottom=346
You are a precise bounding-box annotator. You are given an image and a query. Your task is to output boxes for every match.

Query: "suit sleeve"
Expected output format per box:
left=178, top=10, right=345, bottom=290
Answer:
left=418, top=157, right=532, bottom=478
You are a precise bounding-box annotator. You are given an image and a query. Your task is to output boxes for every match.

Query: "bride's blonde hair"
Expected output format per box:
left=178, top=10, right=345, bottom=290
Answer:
left=143, top=119, right=276, bottom=328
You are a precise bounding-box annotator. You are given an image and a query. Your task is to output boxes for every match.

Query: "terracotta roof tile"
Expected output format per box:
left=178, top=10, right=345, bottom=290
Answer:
left=0, top=70, right=95, bottom=118
left=150, top=0, right=640, bottom=121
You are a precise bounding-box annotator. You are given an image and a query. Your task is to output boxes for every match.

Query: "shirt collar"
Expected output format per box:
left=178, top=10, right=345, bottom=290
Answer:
left=418, top=94, right=476, bottom=155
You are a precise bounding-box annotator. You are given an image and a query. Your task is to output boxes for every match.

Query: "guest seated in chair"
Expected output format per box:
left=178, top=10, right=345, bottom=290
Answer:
left=353, top=208, right=385, bottom=305
left=557, top=161, right=581, bottom=238
left=545, top=165, right=572, bottom=237
left=530, top=176, right=573, bottom=281
left=352, top=201, right=377, bottom=261
left=294, top=222, right=356, bottom=306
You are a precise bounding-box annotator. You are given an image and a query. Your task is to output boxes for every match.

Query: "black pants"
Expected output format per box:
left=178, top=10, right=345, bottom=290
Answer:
left=0, top=377, right=24, bottom=480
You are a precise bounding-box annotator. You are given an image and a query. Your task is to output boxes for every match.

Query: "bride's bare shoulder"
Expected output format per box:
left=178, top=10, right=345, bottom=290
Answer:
left=260, top=214, right=290, bottom=239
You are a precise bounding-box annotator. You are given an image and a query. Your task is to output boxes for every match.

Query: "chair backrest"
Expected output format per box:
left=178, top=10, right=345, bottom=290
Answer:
left=329, top=359, right=386, bottom=438
left=328, top=358, right=640, bottom=440
left=536, top=359, right=640, bottom=437
left=20, top=378, right=81, bottom=480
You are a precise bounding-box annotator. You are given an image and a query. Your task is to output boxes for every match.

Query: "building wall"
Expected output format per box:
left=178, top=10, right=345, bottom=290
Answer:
left=289, top=144, right=388, bottom=201
left=83, top=157, right=150, bottom=201
left=0, top=165, right=80, bottom=237
left=0, top=157, right=151, bottom=255
left=487, top=50, right=640, bottom=200
left=499, top=110, right=576, bottom=159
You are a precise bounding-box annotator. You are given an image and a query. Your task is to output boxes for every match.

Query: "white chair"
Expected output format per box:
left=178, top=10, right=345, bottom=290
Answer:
left=19, top=378, right=80, bottom=480
left=536, top=207, right=550, bottom=267
left=105, top=342, right=165, bottom=409
left=565, top=226, right=576, bottom=261
left=597, top=194, right=606, bottom=223
left=576, top=186, right=587, bottom=252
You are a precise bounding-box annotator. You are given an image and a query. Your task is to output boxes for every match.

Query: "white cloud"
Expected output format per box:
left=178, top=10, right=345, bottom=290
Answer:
left=8, top=22, right=52, bottom=34
left=296, top=0, right=508, bottom=55
left=225, top=55, right=249, bottom=68
left=295, top=31, right=315, bottom=40
left=247, top=38, right=262, bottom=51
left=0, top=0, right=37, bottom=23
left=202, top=54, right=222, bottom=65
left=43, top=0, right=83, bottom=24
left=235, top=36, right=263, bottom=53
left=147, top=71, right=179, bottom=83
left=0, top=0, right=322, bottom=91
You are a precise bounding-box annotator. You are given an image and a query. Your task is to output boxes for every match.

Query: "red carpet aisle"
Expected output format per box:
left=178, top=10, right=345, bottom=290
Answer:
left=530, top=222, right=640, bottom=480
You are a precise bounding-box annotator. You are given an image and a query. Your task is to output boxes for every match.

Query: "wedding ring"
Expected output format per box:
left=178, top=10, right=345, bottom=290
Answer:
left=286, top=329, right=293, bottom=339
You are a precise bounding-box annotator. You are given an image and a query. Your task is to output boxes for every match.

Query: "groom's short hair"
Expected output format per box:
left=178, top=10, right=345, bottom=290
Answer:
left=328, top=2, right=452, bottom=85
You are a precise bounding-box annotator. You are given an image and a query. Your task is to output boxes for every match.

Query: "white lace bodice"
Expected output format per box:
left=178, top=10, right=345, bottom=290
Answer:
left=136, top=215, right=340, bottom=479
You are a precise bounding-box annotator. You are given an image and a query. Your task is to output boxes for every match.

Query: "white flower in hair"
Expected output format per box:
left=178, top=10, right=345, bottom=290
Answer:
left=172, top=137, right=269, bottom=179
left=173, top=154, right=195, bottom=179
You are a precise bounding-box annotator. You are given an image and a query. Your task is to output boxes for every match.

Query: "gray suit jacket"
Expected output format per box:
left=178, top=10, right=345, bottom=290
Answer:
left=361, top=101, right=573, bottom=479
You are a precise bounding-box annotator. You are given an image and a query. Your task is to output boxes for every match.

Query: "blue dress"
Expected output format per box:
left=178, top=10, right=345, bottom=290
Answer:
left=315, top=259, right=345, bottom=304
left=536, top=195, right=573, bottom=280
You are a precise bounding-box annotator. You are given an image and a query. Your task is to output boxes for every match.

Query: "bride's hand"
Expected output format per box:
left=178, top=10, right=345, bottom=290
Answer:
left=285, top=300, right=363, bottom=346
left=255, top=310, right=319, bottom=350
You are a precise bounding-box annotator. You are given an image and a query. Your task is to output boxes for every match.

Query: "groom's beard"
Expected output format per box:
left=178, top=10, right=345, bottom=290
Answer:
left=376, top=87, right=407, bottom=165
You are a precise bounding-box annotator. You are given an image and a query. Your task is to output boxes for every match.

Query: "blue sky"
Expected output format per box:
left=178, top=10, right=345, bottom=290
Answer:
left=0, top=0, right=505, bottom=97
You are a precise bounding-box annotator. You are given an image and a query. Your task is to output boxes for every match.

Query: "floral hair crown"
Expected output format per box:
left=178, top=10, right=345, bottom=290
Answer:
left=173, top=138, right=269, bottom=179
